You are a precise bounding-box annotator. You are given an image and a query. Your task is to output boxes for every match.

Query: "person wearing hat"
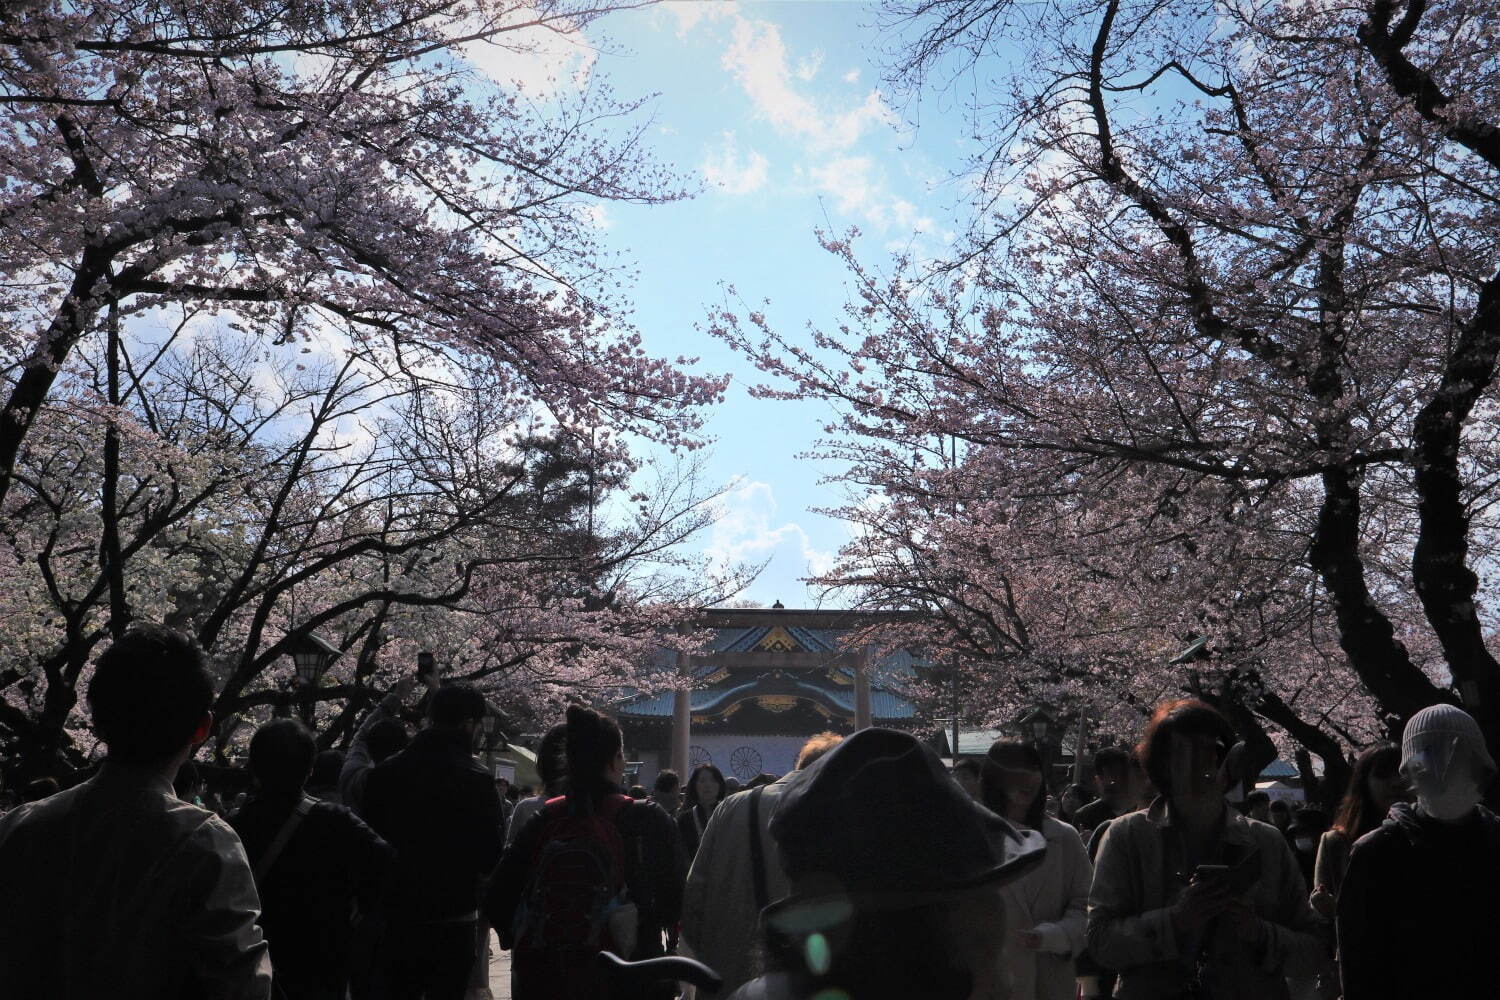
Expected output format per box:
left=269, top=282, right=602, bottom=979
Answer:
left=1336, top=704, right=1500, bottom=1000
left=725, top=727, right=1047, bottom=1000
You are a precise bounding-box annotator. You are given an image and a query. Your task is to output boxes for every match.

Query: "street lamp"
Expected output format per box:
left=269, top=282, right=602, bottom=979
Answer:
left=286, top=631, right=341, bottom=727
left=1024, top=707, right=1054, bottom=789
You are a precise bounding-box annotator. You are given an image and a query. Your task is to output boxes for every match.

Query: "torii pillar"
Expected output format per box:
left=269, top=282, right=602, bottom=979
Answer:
left=854, top=646, right=874, bottom=731
left=671, top=647, right=691, bottom=776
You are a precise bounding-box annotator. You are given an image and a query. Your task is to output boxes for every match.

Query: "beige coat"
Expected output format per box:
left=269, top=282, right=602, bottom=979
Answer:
left=681, top=773, right=801, bottom=998
left=1000, top=815, right=1093, bottom=1000
left=1087, top=798, right=1327, bottom=1000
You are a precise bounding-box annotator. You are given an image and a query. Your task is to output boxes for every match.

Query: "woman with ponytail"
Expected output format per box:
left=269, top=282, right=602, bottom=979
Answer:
left=487, top=706, right=686, bottom=1000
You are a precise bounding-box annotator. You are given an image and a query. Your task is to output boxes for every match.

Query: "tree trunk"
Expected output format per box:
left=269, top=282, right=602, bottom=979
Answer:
left=0, top=248, right=112, bottom=508
left=1408, top=275, right=1500, bottom=753
left=1310, top=465, right=1446, bottom=733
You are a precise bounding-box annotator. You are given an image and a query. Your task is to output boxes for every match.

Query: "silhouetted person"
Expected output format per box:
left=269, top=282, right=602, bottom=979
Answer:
left=727, top=728, right=1047, bottom=1000
left=362, top=683, right=504, bottom=1000
left=681, top=732, right=842, bottom=998
left=1337, top=706, right=1500, bottom=1000
left=1088, top=699, right=1325, bottom=1000
left=1311, top=743, right=1405, bottom=918
left=305, top=748, right=346, bottom=804
left=984, top=740, right=1093, bottom=1000
left=1072, top=746, right=1146, bottom=838
left=677, top=763, right=726, bottom=861
left=0, top=623, right=271, bottom=998
left=649, top=768, right=682, bottom=817
left=340, top=679, right=416, bottom=815
left=231, top=719, right=394, bottom=1000
left=951, top=757, right=983, bottom=800
left=505, top=723, right=567, bottom=849
left=489, top=705, right=684, bottom=1000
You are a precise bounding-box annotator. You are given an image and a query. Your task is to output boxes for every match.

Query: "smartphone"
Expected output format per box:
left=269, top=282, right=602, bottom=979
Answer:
left=1195, top=849, right=1261, bottom=894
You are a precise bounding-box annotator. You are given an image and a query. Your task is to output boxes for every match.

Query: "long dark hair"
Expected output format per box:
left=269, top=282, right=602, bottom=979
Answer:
left=1332, top=743, right=1400, bottom=841
left=981, top=741, right=1047, bottom=830
left=683, top=763, right=726, bottom=815
left=563, top=705, right=622, bottom=803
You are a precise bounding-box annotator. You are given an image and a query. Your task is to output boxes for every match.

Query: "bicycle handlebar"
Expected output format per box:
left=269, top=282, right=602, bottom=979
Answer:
left=596, top=950, right=725, bottom=992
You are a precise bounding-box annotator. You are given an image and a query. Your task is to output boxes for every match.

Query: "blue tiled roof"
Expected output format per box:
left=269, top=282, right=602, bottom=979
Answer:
left=709, top=627, right=759, bottom=652
left=618, top=676, right=916, bottom=721
left=1260, top=758, right=1298, bottom=779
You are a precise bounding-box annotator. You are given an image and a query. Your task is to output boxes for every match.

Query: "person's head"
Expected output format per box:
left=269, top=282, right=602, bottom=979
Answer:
left=724, top=775, right=743, bottom=795
left=1290, top=807, right=1328, bottom=854
left=23, top=777, right=59, bottom=803
left=1093, top=746, right=1140, bottom=809
left=685, top=763, right=726, bottom=812
left=951, top=757, right=983, bottom=800
left=536, top=722, right=568, bottom=796
left=564, top=705, right=624, bottom=801
left=651, top=769, right=682, bottom=812
left=767, top=728, right=1047, bottom=1000
left=1400, top=704, right=1496, bottom=823
left=981, top=741, right=1046, bottom=829
left=367, top=718, right=409, bottom=765
left=1269, top=799, right=1292, bottom=830
left=1244, top=789, right=1271, bottom=823
left=1060, top=782, right=1094, bottom=821
left=309, top=749, right=344, bottom=789
left=1137, top=698, right=1237, bottom=807
left=88, top=623, right=215, bottom=768
left=427, top=683, right=487, bottom=747
left=1332, top=742, right=1403, bottom=840
left=248, top=719, right=317, bottom=798
left=796, top=731, right=844, bottom=770
left=628, top=784, right=648, bottom=800
left=494, top=775, right=511, bottom=799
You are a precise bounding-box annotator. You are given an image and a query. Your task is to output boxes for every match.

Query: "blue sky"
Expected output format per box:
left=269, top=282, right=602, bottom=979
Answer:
left=494, top=1, right=979, bottom=607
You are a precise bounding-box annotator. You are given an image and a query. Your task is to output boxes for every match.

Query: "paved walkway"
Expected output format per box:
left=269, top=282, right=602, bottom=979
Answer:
left=485, top=929, right=511, bottom=1000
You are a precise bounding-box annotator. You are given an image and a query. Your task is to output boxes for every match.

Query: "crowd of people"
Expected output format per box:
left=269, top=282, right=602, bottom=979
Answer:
left=1, top=623, right=1498, bottom=1000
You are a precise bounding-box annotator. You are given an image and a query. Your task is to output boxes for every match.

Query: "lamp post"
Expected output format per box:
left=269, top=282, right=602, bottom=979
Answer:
left=1026, top=708, right=1054, bottom=790
left=480, top=704, right=508, bottom=772
left=286, top=631, right=341, bottom=728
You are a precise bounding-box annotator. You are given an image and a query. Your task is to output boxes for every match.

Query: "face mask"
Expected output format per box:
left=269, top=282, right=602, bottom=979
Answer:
left=1405, top=735, right=1483, bottom=822
left=1294, top=836, right=1315, bottom=852
left=1416, top=777, right=1481, bottom=822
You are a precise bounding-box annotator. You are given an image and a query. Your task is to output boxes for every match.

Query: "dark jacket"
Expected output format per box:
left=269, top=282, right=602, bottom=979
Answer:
left=1337, top=802, right=1500, bottom=1000
left=361, top=727, right=505, bottom=923
left=1073, top=796, right=1121, bottom=837
left=486, top=789, right=685, bottom=1000
left=229, top=795, right=394, bottom=991
left=676, top=802, right=715, bottom=861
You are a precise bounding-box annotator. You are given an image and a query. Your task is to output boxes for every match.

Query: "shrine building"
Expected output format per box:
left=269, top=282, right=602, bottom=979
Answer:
left=615, top=606, right=923, bottom=784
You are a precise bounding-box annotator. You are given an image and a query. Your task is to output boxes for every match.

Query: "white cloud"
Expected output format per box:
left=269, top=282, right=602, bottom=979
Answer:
left=706, top=480, right=838, bottom=580
left=455, top=4, right=597, bottom=97
left=842, top=68, right=861, bottom=84
left=795, top=50, right=824, bottom=82
left=701, top=132, right=769, bottom=195
left=667, top=0, right=740, bottom=38
left=720, top=18, right=894, bottom=152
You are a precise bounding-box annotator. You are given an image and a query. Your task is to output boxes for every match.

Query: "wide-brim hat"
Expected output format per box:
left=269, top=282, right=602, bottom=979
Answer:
left=770, top=727, right=1047, bottom=896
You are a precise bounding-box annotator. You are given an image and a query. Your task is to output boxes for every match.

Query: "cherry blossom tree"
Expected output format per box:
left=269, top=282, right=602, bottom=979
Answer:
left=0, top=323, right=743, bottom=780
left=716, top=0, right=1500, bottom=767
left=1, top=0, right=725, bottom=510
